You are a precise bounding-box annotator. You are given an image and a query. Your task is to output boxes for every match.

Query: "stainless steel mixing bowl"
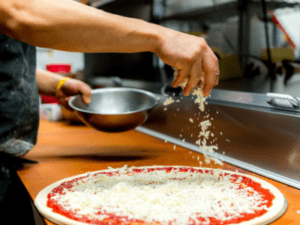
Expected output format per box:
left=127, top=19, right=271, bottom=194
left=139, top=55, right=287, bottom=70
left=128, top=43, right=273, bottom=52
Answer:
left=68, top=87, right=158, bottom=132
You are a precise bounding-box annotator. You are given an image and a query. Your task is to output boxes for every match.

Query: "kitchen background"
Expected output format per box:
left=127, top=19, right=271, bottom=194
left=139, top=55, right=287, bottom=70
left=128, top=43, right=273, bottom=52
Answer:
left=37, top=0, right=300, bottom=97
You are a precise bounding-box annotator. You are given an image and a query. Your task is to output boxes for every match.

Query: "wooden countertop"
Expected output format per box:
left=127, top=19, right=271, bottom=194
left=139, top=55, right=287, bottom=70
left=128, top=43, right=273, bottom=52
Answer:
left=18, top=120, right=300, bottom=225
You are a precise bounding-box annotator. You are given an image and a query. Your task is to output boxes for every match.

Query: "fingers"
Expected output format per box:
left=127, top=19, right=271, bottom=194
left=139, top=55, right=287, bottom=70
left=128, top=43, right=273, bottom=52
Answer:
left=61, top=96, right=73, bottom=111
left=202, top=48, right=220, bottom=97
left=215, top=73, right=219, bottom=86
left=172, top=66, right=190, bottom=89
left=77, top=82, right=92, bottom=104
left=182, top=59, right=203, bottom=96
left=202, top=73, right=219, bottom=97
left=58, top=79, right=92, bottom=107
left=174, top=55, right=219, bottom=97
left=169, top=38, right=219, bottom=97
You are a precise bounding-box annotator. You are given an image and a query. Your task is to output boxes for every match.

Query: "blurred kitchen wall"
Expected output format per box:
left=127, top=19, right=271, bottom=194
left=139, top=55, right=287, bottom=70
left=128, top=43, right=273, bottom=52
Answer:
left=36, top=48, right=84, bottom=73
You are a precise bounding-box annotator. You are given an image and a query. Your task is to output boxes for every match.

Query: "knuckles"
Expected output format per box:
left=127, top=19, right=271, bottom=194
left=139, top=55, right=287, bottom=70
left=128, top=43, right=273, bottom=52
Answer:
left=183, top=38, right=209, bottom=66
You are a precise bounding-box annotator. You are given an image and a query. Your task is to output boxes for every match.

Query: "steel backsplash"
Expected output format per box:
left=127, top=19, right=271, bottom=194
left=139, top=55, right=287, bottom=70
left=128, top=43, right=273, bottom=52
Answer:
left=138, top=89, right=300, bottom=189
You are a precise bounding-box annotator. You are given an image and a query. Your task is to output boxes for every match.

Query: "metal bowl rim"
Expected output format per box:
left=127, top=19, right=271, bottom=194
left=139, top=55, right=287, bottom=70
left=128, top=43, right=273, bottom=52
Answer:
left=68, top=87, right=158, bottom=115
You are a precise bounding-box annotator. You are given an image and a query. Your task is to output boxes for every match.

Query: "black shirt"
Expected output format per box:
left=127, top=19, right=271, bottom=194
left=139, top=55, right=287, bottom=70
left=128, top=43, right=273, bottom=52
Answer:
left=0, top=33, right=39, bottom=156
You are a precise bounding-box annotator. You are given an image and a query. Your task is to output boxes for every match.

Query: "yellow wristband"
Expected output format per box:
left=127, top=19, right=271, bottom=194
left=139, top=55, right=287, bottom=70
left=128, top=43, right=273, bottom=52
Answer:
left=56, top=77, right=71, bottom=94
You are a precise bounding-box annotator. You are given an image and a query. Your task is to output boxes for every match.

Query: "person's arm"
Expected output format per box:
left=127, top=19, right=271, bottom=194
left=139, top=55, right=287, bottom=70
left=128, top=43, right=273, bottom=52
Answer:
left=0, top=0, right=219, bottom=96
left=0, top=0, right=157, bottom=53
left=36, top=69, right=91, bottom=109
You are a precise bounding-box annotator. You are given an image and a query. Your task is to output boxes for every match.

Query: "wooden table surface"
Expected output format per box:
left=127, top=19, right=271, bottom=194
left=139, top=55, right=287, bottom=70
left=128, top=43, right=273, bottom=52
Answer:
left=18, top=120, right=300, bottom=225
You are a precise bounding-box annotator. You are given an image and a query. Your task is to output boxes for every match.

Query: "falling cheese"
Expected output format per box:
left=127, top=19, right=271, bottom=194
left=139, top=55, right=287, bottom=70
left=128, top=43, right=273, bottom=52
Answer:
left=50, top=166, right=268, bottom=225
left=192, top=88, right=207, bottom=112
left=196, top=119, right=221, bottom=165
left=162, top=88, right=221, bottom=165
left=161, top=67, right=221, bottom=166
left=163, top=97, right=175, bottom=106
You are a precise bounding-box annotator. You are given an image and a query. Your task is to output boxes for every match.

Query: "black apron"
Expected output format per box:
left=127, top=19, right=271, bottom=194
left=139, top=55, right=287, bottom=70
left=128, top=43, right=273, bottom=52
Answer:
left=0, top=33, right=39, bottom=156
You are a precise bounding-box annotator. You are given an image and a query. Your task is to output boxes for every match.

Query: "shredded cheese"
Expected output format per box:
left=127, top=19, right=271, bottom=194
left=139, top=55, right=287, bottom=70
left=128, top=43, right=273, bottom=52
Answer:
left=163, top=97, right=174, bottom=106
left=195, top=119, right=222, bottom=165
left=161, top=68, right=223, bottom=166
left=192, top=88, right=207, bottom=112
left=50, top=166, right=269, bottom=225
left=173, top=68, right=188, bottom=88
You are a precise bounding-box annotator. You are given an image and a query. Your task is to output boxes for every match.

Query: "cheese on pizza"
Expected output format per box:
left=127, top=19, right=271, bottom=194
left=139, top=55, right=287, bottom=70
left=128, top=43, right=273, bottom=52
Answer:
left=46, top=166, right=276, bottom=225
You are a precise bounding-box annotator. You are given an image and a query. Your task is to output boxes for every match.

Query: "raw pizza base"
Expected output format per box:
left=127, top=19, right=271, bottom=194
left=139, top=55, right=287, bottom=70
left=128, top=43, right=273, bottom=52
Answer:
left=34, top=166, right=287, bottom=225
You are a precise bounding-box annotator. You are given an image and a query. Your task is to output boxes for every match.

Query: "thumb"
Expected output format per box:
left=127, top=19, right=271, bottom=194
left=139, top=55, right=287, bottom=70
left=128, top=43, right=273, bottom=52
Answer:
left=83, top=94, right=91, bottom=105
left=78, top=83, right=92, bottom=104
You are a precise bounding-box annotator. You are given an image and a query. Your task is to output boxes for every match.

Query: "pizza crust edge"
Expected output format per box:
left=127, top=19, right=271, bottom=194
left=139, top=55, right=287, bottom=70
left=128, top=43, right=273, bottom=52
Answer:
left=34, top=166, right=287, bottom=225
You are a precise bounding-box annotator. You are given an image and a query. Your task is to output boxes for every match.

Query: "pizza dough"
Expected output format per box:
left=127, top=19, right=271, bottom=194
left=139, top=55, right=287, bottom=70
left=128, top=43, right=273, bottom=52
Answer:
left=34, top=166, right=287, bottom=225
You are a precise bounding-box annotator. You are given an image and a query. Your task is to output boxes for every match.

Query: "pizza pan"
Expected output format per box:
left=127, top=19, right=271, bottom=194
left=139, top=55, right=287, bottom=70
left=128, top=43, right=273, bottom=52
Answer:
left=261, top=197, right=287, bottom=225
left=34, top=166, right=287, bottom=225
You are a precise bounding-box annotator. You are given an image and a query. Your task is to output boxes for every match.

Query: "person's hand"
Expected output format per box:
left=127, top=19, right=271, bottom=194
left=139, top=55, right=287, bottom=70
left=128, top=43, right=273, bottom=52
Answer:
left=154, top=28, right=219, bottom=97
left=56, top=78, right=92, bottom=110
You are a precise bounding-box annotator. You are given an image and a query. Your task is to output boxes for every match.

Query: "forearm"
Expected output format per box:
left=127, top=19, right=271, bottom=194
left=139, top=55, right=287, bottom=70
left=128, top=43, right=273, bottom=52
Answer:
left=1, top=0, right=160, bottom=53
left=1, top=0, right=219, bottom=96
left=36, top=69, right=64, bottom=96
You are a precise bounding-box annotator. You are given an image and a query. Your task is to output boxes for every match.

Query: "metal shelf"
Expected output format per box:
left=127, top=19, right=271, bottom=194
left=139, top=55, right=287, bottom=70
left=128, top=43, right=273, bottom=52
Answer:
left=158, top=0, right=298, bottom=22
left=160, top=1, right=238, bottom=22
left=90, top=0, right=114, bottom=8
left=89, top=0, right=298, bottom=24
left=90, top=0, right=151, bottom=8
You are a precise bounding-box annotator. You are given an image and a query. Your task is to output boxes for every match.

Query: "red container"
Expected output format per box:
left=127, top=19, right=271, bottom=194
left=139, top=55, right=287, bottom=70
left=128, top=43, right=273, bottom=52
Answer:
left=46, top=64, right=71, bottom=73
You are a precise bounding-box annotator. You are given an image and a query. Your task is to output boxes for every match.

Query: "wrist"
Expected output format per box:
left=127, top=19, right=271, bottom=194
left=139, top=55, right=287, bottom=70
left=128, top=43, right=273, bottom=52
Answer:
left=36, top=69, right=66, bottom=96
left=55, top=76, right=71, bottom=97
left=139, top=21, right=164, bottom=54
left=147, top=24, right=175, bottom=57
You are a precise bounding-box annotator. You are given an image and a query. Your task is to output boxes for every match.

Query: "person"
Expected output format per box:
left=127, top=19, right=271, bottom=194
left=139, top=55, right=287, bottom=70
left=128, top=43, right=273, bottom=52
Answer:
left=0, top=0, right=219, bottom=156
